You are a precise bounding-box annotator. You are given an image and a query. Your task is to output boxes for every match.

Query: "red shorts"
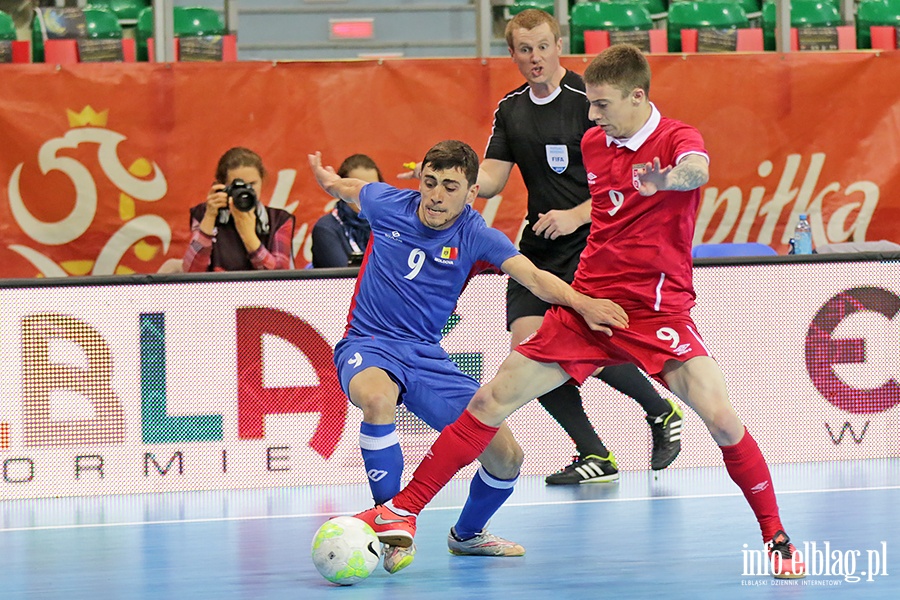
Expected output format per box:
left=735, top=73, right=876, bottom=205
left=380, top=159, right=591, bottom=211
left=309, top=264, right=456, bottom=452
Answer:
left=516, top=305, right=713, bottom=386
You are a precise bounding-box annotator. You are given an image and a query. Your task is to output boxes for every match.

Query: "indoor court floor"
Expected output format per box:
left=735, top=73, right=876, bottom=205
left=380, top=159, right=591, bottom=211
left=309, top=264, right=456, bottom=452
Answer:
left=2, top=458, right=898, bottom=599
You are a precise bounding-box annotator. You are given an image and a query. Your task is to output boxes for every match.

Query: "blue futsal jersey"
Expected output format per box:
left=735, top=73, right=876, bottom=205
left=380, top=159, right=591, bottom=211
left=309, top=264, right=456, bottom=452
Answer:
left=346, top=182, right=519, bottom=344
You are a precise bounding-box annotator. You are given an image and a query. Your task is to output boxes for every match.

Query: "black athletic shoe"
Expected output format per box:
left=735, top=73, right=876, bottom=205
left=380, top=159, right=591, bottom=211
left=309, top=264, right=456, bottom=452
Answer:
left=545, top=453, right=619, bottom=485
left=646, top=398, right=683, bottom=470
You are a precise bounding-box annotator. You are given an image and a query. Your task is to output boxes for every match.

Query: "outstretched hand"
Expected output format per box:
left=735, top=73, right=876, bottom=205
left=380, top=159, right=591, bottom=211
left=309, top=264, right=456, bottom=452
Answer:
left=635, top=157, right=673, bottom=196
left=397, top=161, right=422, bottom=180
left=575, top=297, right=629, bottom=337
left=308, top=152, right=340, bottom=195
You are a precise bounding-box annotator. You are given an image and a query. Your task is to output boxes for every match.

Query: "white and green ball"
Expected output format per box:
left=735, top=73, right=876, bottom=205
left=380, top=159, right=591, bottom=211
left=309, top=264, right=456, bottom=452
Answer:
left=311, top=516, right=381, bottom=585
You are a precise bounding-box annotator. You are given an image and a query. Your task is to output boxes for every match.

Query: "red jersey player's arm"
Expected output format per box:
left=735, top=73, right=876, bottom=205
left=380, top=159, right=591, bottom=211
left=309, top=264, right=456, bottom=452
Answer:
left=664, top=154, right=709, bottom=191
left=638, top=154, right=709, bottom=196
left=500, top=254, right=628, bottom=336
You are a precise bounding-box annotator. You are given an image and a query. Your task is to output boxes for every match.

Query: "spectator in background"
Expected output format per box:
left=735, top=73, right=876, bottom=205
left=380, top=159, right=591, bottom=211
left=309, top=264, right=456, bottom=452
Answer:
left=183, top=147, right=295, bottom=272
left=311, top=154, right=383, bottom=267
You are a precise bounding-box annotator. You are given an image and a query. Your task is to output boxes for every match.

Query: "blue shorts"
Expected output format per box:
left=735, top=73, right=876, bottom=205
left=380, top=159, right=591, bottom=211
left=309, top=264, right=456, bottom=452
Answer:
left=333, top=335, right=481, bottom=431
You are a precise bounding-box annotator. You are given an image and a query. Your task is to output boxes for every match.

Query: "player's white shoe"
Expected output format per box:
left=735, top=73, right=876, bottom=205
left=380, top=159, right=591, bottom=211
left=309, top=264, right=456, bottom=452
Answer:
left=382, top=542, right=416, bottom=574
left=447, top=527, right=525, bottom=556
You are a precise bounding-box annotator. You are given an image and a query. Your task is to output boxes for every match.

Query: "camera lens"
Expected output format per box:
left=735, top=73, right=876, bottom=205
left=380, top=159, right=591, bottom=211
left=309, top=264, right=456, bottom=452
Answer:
left=225, top=179, right=258, bottom=212
left=232, top=189, right=257, bottom=212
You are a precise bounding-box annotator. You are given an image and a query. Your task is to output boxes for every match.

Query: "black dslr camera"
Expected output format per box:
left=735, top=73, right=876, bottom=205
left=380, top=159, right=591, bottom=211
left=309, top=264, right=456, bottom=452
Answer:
left=223, top=179, right=257, bottom=212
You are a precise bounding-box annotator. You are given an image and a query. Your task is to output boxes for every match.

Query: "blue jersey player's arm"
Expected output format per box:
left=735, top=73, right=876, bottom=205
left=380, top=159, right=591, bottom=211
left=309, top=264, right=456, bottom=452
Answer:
left=500, top=254, right=630, bottom=337
left=308, top=152, right=366, bottom=207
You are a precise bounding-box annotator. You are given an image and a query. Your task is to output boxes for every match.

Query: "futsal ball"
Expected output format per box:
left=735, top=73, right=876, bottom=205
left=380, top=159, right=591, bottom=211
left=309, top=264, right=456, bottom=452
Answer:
left=311, top=516, right=381, bottom=585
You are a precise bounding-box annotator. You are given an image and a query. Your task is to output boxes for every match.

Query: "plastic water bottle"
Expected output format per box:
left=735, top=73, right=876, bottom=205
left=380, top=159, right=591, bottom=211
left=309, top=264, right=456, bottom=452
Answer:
left=791, top=214, right=813, bottom=255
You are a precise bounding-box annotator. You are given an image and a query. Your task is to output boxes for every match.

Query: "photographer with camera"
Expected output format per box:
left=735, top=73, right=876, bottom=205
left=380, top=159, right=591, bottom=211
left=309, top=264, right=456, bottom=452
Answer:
left=183, top=147, right=295, bottom=272
left=310, top=154, right=383, bottom=268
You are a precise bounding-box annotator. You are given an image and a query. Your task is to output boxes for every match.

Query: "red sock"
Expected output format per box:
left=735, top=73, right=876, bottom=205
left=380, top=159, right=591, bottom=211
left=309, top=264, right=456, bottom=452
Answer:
left=393, top=410, right=499, bottom=515
left=720, top=427, right=784, bottom=542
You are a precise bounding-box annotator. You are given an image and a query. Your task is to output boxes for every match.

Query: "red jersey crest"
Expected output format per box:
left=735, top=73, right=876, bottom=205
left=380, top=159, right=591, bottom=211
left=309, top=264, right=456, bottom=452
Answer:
left=632, top=162, right=649, bottom=191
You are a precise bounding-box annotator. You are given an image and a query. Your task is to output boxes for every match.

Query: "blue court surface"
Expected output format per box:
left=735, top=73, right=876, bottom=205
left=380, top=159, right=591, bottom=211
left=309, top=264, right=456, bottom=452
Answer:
left=1, top=458, right=898, bottom=599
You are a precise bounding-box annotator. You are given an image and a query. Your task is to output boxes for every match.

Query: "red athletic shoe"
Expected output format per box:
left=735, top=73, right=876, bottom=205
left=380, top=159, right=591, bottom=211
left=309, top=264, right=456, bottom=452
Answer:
left=355, top=505, right=416, bottom=548
left=768, top=530, right=807, bottom=579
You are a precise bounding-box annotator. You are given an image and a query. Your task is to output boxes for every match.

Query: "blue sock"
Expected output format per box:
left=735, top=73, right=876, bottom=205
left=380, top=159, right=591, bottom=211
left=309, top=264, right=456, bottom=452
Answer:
left=359, top=422, right=402, bottom=505
left=453, top=466, right=518, bottom=540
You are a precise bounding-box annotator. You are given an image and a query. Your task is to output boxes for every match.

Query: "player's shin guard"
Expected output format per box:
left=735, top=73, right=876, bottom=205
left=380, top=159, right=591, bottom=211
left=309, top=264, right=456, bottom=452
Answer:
left=453, top=466, right=518, bottom=539
left=720, top=427, right=783, bottom=541
left=360, top=422, right=403, bottom=505
left=393, top=410, right=499, bottom=515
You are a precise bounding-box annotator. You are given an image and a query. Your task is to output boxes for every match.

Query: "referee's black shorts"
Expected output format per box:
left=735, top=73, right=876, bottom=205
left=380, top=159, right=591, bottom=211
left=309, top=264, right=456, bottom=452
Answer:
left=505, top=252, right=580, bottom=330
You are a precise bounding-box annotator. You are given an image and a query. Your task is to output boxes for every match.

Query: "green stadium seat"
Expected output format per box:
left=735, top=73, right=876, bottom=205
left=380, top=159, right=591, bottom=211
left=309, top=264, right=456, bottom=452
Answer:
left=0, top=9, right=30, bottom=63
left=667, top=1, right=752, bottom=52
left=86, top=1, right=150, bottom=23
left=734, top=0, right=762, bottom=17
left=0, top=10, right=15, bottom=41
left=135, top=6, right=153, bottom=60
left=175, top=6, right=226, bottom=38
left=639, top=0, right=669, bottom=16
left=137, top=6, right=232, bottom=62
left=83, top=7, right=123, bottom=40
left=30, top=9, right=48, bottom=62
left=83, top=6, right=136, bottom=61
left=508, top=0, right=555, bottom=17
left=856, top=0, right=900, bottom=49
left=761, top=0, right=851, bottom=51
left=33, top=6, right=135, bottom=63
left=604, top=0, right=667, bottom=17
left=570, top=1, right=655, bottom=54
left=31, top=7, right=86, bottom=62
left=0, top=10, right=18, bottom=42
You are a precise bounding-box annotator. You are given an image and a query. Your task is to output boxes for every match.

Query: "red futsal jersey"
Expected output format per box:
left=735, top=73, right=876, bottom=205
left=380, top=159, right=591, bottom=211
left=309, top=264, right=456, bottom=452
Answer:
left=574, top=105, right=707, bottom=314
left=517, top=106, right=711, bottom=383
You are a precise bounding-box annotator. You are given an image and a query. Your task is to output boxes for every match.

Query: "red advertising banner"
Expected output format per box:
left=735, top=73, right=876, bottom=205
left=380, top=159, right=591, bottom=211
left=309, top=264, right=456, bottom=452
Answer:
left=1, top=53, right=898, bottom=277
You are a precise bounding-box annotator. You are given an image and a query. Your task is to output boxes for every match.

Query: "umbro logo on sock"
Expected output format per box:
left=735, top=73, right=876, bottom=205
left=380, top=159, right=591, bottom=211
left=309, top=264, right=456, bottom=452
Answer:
left=751, top=480, right=770, bottom=494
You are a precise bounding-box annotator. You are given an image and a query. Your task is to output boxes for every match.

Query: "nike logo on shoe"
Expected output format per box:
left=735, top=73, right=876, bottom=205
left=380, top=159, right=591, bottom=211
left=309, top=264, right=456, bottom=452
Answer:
left=374, top=514, right=408, bottom=525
